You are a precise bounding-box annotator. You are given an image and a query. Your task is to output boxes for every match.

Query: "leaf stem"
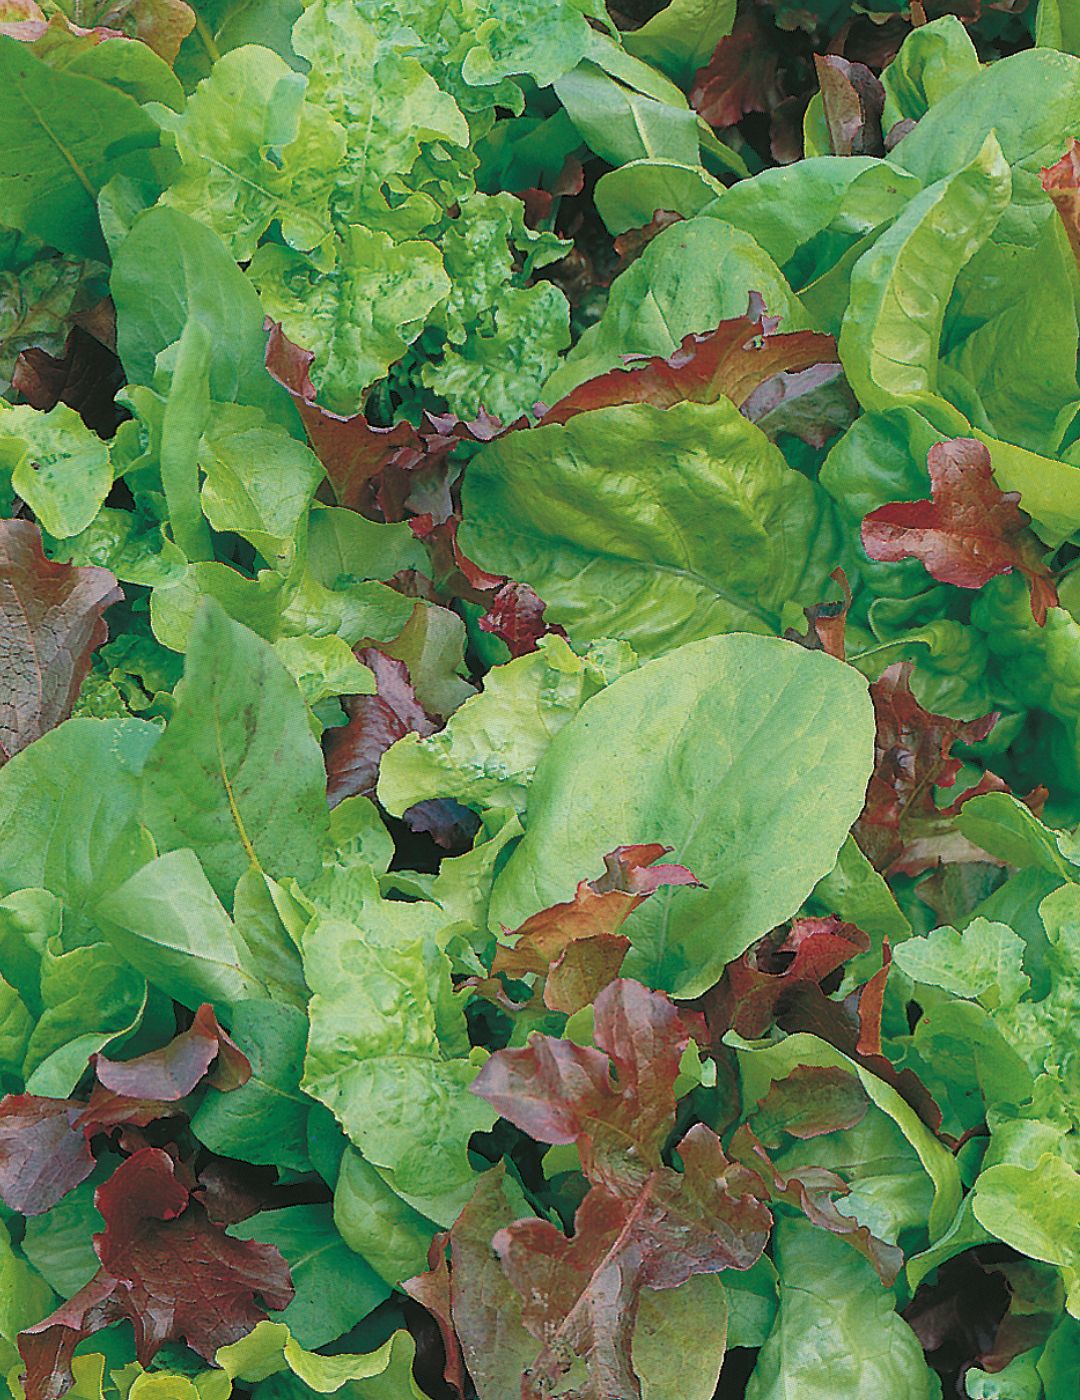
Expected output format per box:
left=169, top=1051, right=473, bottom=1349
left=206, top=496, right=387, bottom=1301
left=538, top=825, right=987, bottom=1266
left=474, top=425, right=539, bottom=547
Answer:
left=160, top=318, right=215, bottom=563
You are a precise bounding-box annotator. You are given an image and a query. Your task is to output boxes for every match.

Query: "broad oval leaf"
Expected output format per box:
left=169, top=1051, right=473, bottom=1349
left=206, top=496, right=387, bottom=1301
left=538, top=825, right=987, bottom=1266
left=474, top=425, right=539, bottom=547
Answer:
left=489, top=633, right=875, bottom=997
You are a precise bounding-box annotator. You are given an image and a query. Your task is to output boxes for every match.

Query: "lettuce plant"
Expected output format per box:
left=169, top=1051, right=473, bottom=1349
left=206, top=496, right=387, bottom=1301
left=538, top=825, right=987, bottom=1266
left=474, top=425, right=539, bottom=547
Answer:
left=0, top=2, right=1079, bottom=1398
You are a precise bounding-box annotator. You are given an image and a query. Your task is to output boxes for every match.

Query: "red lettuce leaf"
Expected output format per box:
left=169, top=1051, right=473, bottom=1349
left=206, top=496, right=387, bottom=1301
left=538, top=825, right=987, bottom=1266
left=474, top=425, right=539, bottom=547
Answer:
left=730, top=1124, right=902, bottom=1285
left=540, top=296, right=842, bottom=435
left=0, top=1006, right=250, bottom=1214
left=323, top=648, right=439, bottom=807
left=853, top=662, right=1007, bottom=875
left=814, top=54, right=885, bottom=157
left=265, top=320, right=427, bottom=516
left=402, top=1235, right=466, bottom=1400
left=749, top=1063, right=870, bottom=1144
left=0, top=519, right=122, bottom=764
left=19, top=1148, right=293, bottom=1400
left=493, top=1125, right=769, bottom=1400
left=690, top=9, right=786, bottom=131
left=705, top=915, right=870, bottom=1039
left=1042, top=139, right=1080, bottom=270
left=472, top=978, right=705, bottom=1188
left=439, top=984, right=770, bottom=1397
left=477, top=580, right=565, bottom=659
left=12, top=324, right=125, bottom=437
left=785, top=566, right=851, bottom=659
left=862, top=438, right=1058, bottom=625
left=412, top=1167, right=538, bottom=1400
left=92, top=1003, right=249, bottom=1100
left=491, top=845, right=702, bottom=1015
left=0, top=1097, right=95, bottom=1217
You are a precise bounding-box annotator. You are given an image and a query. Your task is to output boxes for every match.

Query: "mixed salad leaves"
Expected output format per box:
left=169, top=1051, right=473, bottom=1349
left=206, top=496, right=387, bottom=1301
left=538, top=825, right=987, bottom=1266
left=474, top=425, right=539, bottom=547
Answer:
left=1, top=0, right=1080, bottom=1396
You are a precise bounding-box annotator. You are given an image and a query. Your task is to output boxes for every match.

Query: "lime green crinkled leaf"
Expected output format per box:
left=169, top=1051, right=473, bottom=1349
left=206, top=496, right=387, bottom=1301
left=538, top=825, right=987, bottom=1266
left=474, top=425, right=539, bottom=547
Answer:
left=974, top=1154, right=1080, bottom=1317
left=401, top=809, right=523, bottom=960
left=0, top=402, right=112, bottom=540
left=159, top=44, right=344, bottom=262
left=362, top=0, right=610, bottom=112
left=307, top=505, right=428, bottom=584
left=544, top=216, right=806, bottom=401
left=229, top=1204, right=388, bottom=1350
left=192, top=999, right=312, bottom=1171
left=893, top=919, right=1030, bottom=1010
left=291, top=0, right=469, bottom=235
left=379, top=633, right=634, bottom=819
left=140, top=600, right=330, bottom=901
left=422, top=281, right=571, bottom=420
left=745, top=1217, right=939, bottom=1400
left=52, top=505, right=187, bottom=591
left=963, top=1351, right=1043, bottom=1400
left=149, top=562, right=292, bottom=652
left=272, top=635, right=375, bottom=711
left=0, top=719, right=158, bottom=932
left=301, top=897, right=496, bottom=1226
left=490, top=634, right=875, bottom=998
left=431, top=192, right=569, bottom=341
left=459, top=399, right=844, bottom=660
left=0, top=971, right=31, bottom=1077
left=250, top=227, right=450, bottom=414
left=278, top=571, right=415, bottom=648
left=217, top=1319, right=425, bottom=1397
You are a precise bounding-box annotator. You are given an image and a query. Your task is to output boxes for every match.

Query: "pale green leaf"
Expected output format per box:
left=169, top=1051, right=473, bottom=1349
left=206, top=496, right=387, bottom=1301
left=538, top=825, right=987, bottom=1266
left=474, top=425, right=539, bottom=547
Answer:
left=490, top=633, right=875, bottom=997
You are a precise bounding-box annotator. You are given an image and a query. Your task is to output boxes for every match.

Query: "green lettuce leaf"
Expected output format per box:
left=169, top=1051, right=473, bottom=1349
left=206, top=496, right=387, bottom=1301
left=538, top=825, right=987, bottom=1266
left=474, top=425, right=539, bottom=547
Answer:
left=191, top=999, right=313, bottom=1170
left=378, top=634, right=634, bottom=818
left=460, top=399, right=844, bottom=659
left=0, top=403, right=112, bottom=540
left=0, top=718, right=158, bottom=933
left=140, top=600, right=330, bottom=901
left=489, top=633, right=875, bottom=996
left=249, top=227, right=450, bottom=414
left=745, top=1217, right=939, bottom=1400
left=301, top=889, right=496, bottom=1225
left=0, top=34, right=165, bottom=259
left=228, top=1205, right=388, bottom=1350
left=159, top=44, right=344, bottom=261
